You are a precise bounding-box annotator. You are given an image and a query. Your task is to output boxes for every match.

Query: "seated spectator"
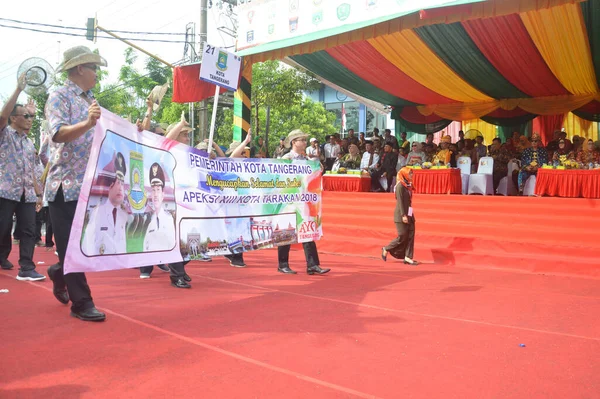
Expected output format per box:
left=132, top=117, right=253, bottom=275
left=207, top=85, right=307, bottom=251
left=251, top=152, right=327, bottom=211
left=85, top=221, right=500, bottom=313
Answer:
left=577, top=139, right=600, bottom=167
left=407, top=142, right=426, bottom=166
left=433, top=135, right=454, bottom=165
left=475, top=135, right=487, bottom=161
left=552, top=138, right=575, bottom=166
left=518, top=133, right=548, bottom=193
left=371, top=143, right=398, bottom=192
left=422, top=133, right=437, bottom=161
left=340, top=144, right=362, bottom=169
left=397, top=147, right=408, bottom=169
left=340, top=138, right=350, bottom=155
left=384, top=128, right=399, bottom=150
left=360, top=140, right=380, bottom=172
left=516, top=135, right=531, bottom=158
left=489, top=138, right=510, bottom=191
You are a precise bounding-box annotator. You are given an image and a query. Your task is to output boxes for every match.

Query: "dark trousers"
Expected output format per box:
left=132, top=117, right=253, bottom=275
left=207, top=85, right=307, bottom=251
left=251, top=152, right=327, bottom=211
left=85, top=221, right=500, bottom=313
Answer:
left=371, top=169, right=393, bottom=192
left=0, top=195, right=36, bottom=271
left=48, top=187, right=94, bottom=312
left=43, top=207, right=54, bottom=247
left=384, top=221, right=415, bottom=259
left=139, top=264, right=166, bottom=275
left=278, top=241, right=320, bottom=268
left=34, top=207, right=45, bottom=242
left=12, top=217, right=22, bottom=240
left=169, top=261, right=188, bottom=277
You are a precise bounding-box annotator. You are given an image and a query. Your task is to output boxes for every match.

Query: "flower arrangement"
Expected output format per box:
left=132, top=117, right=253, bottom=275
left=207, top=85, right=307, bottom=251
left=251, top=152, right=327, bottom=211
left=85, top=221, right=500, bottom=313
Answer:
left=338, top=167, right=347, bottom=174
left=422, top=162, right=433, bottom=169
left=562, top=159, right=579, bottom=169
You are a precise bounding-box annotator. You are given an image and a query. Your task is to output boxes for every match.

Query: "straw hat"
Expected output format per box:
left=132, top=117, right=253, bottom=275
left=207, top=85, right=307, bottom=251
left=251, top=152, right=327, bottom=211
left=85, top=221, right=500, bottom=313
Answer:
left=56, top=46, right=107, bottom=73
left=166, top=123, right=193, bottom=135
left=225, top=141, right=250, bottom=155
left=284, top=129, right=309, bottom=148
left=195, top=142, right=216, bottom=153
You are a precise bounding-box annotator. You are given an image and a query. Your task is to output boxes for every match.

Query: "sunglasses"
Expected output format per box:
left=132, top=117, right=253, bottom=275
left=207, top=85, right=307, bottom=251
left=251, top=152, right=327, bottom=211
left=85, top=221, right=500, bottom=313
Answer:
left=13, top=113, right=33, bottom=119
left=532, top=140, right=539, bottom=143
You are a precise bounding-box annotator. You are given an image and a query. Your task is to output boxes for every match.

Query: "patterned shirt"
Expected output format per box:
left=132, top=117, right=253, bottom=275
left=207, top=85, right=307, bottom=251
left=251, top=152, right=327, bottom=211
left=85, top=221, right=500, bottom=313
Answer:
left=0, top=125, right=43, bottom=203
left=281, top=149, right=306, bottom=160
left=44, top=80, right=95, bottom=202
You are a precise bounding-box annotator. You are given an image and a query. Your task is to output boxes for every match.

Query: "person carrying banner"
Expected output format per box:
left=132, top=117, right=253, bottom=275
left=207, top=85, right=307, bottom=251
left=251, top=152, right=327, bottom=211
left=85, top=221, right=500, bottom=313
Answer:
left=278, top=129, right=330, bottom=275
left=44, top=46, right=107, bottom=322
left=144, top=162, right=190, bottom=288
left=0, top=74, right=46, bottom=281
left=82, top=152, right=129, bottom=255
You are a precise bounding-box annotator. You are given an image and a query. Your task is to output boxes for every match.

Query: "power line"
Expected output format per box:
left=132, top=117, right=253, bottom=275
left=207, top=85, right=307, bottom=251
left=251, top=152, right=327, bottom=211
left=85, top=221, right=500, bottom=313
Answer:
left=0, top=24, right=188, bottom=43
left=0, top=17, right=187, bottom=35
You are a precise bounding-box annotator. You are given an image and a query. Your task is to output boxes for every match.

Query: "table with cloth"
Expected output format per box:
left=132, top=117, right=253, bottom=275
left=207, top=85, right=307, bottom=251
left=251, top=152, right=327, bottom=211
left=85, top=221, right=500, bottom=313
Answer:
left=412, top=168, right=462, bottom=194
left=323, top=174, right=371, bottom=192
left=535, top=169, right=600, bottom=199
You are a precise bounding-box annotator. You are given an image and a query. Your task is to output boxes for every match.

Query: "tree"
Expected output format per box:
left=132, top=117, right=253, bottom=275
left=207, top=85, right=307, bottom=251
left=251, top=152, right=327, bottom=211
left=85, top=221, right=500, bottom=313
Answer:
left=251, top=61, right=321, bottom=136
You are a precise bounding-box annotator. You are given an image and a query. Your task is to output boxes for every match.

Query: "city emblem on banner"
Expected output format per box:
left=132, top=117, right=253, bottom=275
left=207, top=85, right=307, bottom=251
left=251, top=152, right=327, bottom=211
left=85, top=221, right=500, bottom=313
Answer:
left=127, top=151, right=147, bottom=212
left=216, top=51, right=228, bottom=72
left=312, top=9, right=323, bottom=25
left=268, top=24, right=275, bottom=35
left=337, top=3, right=351, bottom=21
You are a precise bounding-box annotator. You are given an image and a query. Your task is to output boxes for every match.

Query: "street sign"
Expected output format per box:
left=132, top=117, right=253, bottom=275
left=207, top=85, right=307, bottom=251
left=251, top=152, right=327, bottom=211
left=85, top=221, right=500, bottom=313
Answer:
left=199, top=43, right=242, bottom=92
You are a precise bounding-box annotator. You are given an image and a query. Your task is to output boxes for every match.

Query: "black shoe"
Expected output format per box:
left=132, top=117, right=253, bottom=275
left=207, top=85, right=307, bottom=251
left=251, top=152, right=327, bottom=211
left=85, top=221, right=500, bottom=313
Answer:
left=277, top=265, right=297, bottom=274
left=183, top=273, right=192, bottom=282
left=157, top=264, right=170, bottom=272
left=170, top=276, right=191, bottom=288
left=1, top=260, right=14, bottom=270
left=403, top=260, right=420, bottom=266
left=47, top=264, right=69, bottom=305
left=230, top=260, right=247, bottom=268
left=70, top=307, right=106, bottom=322
left=381, top=247, right=387, bottom=262
left=307, top=265, right=330, bottom=275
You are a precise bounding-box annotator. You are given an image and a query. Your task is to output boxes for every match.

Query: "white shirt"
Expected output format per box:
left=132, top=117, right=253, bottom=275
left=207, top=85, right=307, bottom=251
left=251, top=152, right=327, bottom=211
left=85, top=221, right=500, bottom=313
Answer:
left=144, top=206, right=176, bottom=252
left=324, top=143, right=341, bottom=159
left=397, top=155, right=408, bottom=169
left=360, top=151, right=380, bottom=169
left=306, top=145, right=320, bottom=160
left=83, top=200, right=129, bottom=255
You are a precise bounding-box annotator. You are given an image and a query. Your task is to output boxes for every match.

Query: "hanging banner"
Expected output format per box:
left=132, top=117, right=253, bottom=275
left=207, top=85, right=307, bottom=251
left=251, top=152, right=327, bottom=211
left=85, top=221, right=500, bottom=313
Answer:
left=64, top=110, right=323, bottom=274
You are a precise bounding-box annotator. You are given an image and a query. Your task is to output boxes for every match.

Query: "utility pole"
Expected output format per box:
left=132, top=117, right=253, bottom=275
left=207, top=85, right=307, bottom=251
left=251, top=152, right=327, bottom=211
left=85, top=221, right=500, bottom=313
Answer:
left=198, top=0, right=209, bottom=141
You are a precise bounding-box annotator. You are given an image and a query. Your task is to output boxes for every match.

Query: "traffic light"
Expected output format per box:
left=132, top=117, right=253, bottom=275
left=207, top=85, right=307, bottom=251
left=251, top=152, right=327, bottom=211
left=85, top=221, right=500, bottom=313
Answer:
left=86, top=18, right=97, bottom=42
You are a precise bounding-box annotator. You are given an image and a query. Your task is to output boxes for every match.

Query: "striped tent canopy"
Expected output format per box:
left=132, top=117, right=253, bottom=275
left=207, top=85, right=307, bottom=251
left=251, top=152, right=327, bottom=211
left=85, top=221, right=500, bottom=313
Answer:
left=238, top=0, right=600, bottom=141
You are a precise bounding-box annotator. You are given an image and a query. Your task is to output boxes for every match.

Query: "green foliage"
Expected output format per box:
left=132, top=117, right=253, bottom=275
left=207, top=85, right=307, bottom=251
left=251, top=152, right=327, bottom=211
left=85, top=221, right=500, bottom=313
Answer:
left=257, top=98, right=336, bottom=154
left=251, top=61, right=321, bottom=135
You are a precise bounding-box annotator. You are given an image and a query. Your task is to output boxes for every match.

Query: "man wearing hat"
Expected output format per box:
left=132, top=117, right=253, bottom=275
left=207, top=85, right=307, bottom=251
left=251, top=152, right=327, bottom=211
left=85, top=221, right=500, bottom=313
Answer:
left=433, top=135, right=454, bottom=166
left=45, top=45, right=107, bottom=321
left=518, top=133, right=548, bottom=194
left=278, top=129, right=330, bottom=275
left=83, top=152, right=129, bottom=255
left=143, top=162, right=190, bottom=288
left=0, top=74, right=46, bottom=281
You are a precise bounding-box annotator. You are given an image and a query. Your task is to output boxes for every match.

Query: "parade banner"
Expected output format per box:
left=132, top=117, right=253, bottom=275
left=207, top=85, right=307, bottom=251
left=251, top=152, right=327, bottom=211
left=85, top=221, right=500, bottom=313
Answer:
left=64, top=110, right=323, bottom=273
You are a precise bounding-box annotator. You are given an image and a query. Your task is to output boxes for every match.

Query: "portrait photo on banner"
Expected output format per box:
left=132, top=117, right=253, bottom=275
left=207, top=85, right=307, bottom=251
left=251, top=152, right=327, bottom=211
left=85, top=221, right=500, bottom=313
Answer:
left=179, top=213, right=297, bottom=261
left=81, top=130, right=177, bottom=256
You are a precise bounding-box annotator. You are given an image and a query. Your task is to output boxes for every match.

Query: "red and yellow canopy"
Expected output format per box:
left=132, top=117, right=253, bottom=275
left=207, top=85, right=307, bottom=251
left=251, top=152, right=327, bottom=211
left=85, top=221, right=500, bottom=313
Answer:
left=239, top=0, right=600, bottom=137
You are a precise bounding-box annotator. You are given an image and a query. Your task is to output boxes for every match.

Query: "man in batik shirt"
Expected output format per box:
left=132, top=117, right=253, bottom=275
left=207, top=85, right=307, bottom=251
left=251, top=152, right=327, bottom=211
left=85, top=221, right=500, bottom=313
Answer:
left=0, top=75, right=45, bottom=281
left=44, top=46, right=107, bottom=322
left=518, top=133, right=548, bottom=193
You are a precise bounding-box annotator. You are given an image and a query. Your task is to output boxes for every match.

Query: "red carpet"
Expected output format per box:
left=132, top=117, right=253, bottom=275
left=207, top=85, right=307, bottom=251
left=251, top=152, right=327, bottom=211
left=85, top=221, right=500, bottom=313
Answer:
left=321, top=192, right=600, bottom=278
left=1, top=193, right=600, bottom=398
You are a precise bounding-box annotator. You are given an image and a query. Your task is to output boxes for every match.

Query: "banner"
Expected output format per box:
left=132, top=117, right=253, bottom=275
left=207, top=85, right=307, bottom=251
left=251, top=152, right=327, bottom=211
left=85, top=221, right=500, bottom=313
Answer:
left=236, top=0, right=485, bottom=53
left=64, top=110, right=323, bottom=273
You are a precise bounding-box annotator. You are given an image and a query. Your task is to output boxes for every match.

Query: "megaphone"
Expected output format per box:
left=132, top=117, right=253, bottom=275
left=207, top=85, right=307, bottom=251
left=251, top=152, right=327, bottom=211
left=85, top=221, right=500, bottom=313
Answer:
left=17, top=57, right=55, bottom=96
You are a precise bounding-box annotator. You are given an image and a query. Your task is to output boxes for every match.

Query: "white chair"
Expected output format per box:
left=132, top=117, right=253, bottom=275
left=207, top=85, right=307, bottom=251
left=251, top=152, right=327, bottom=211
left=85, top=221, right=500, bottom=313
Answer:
left=496, top=160, right=519, bottom=196
left=522, top=175, right=537, bottom=196
left=468, top=156, right=494, bottom=195
left=457, top=156, right=471, bottom=195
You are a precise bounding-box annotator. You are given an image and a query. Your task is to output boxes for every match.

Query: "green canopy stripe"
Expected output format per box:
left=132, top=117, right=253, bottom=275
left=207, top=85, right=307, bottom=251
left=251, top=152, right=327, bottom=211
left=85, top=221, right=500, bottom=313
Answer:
left=581, top=0, right=600, bottom=87
left=290, top=51, right=416, bottom=107
left=414, top=23, right=528, bottom=99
